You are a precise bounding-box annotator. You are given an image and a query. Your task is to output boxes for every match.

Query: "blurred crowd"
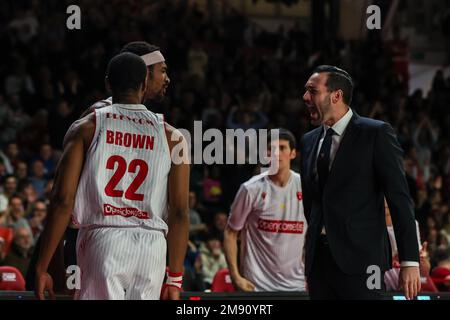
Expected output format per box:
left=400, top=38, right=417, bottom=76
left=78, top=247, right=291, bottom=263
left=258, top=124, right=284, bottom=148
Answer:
left=0, top=0, right=449, bottom=292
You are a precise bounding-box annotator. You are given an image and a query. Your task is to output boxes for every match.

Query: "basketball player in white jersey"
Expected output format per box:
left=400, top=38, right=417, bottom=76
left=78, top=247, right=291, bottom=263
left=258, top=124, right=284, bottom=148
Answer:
left=34, top=53, right=190, bottom=300
left=224, top=129, right=307, bottom=292
left=26, top=42, right=172, bottom=295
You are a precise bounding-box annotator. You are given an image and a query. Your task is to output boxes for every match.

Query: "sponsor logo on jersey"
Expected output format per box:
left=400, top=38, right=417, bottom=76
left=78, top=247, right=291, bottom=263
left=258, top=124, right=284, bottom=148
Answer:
left=103, top=203, right=150, bottom=219
left=257, top=218, right=304, bottom=234
left=106, top=112, right=154, bottom=126
left=297, top=191, right=303, bottom=201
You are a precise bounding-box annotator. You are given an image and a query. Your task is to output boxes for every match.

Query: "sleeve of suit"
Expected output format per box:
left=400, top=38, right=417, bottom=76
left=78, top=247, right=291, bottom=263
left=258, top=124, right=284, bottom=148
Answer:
left=374, top=123, right=420, bottom=264
left=299, top=137, right=311, bottom=223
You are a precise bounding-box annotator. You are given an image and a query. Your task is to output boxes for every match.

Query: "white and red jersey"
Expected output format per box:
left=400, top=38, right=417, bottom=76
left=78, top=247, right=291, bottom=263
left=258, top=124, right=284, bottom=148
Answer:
left=228, top=170, right=307, bottom=291
left=73, top=103, right=171, bottom=234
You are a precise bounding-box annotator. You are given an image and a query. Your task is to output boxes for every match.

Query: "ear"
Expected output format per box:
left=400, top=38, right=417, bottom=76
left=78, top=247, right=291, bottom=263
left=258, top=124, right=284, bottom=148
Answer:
left=105, top=77, right=111, bottom=92
left=332, top=90, right=343, bottom=104
left=141, top=72, right=149, bottom=93
left=290, top=148, right=297, bottom=160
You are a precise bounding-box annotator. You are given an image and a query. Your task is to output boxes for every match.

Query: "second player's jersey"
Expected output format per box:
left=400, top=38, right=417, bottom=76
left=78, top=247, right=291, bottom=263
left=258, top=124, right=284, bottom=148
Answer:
left=73, top=104, right=171, bottom=234
left=228, top=170, right=307, bottom=291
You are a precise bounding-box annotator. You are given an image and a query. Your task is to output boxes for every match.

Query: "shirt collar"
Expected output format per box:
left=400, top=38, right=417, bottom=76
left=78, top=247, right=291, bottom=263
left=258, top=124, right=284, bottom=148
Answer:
left=112, top=103, right=147, bottom=110
left=323, top=108, right=353, bottom=136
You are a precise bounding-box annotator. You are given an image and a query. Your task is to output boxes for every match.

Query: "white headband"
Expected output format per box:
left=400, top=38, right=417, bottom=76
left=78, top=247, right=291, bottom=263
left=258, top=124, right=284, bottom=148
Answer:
left=141, top=50, right=165, bottom=66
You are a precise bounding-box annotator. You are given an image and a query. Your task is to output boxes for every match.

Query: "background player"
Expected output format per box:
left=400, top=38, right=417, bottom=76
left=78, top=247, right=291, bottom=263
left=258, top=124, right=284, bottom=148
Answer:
left=34, top=53, right=189, bottom=300
left=80, top=41, right=170, bottom=117
left=224, top=129, right=307, bottom=292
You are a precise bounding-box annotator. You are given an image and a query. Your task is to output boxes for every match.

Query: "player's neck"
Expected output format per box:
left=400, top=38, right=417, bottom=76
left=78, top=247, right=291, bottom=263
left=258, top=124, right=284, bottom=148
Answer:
left=112, top=94, right=142, bottom=105
left=269, top=168, right=291, bottom=187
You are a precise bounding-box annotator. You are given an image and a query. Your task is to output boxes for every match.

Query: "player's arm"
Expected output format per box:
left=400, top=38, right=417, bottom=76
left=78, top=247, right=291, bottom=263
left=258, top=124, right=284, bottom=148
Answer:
left=35, top=115, right=95, bottom=300
left=165, top=125, right=190, bottom=299
left=62, top=99, right=110, bottom=148
left=223, top=185, right=255, bottom=292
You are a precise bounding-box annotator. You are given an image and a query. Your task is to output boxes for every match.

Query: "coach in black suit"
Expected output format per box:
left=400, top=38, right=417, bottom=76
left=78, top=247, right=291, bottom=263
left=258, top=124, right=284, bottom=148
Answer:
left=300, top=65, right=420, bottom=300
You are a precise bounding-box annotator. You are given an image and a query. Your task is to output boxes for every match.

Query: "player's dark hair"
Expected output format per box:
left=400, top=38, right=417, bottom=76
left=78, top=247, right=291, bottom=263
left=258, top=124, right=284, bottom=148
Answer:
left=106, top=52, right=147, bottom=94
left=270, top=128, right=297, bottom=150
left=120, top=41, right=160, bottom=56
left=313, top=65, right=354, bottom=106
left=120, top=41, right=160, bottom=73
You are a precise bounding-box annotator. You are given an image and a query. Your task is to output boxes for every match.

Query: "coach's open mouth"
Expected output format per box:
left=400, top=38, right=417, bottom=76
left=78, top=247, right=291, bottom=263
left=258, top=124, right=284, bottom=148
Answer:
left=308, top=106, right=319, bottom=121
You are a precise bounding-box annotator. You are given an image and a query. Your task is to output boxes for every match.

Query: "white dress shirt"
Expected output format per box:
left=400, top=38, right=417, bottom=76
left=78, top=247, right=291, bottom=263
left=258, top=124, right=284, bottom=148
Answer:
left=316, top=108, right=419, bottom=267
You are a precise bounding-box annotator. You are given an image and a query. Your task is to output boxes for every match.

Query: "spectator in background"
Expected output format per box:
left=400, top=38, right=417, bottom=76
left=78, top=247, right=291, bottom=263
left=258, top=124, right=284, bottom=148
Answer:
left=0, top=204, right=7, bottom=227
left=199, top=233, right=227, bottom=289
left=4, top=143, right=21, bottom=171
left=0, top=237, right=6, bottom=261
left=188, top=191, right=208, bottom=241
left=0, top=158, right=7, bottom=184
left=412, top=116, right=439, bottom=184
left=28, top=200, right=47, bottom=239
left=0, top=175, right=18, bottom=208
left=188, top=42, right=208, bottom=81
left=226, top=105, right=268, bottom=130
left=32, top=144, right=57, bottom=177
left=202, top=165, right=223, bottom=209
left=28, top=159, right=47, bottom=198
left=20, top=182, right=38, bottom=213
left=42, top=179, right=54, bottom=205
left=48, top=100, right=77, bottom=150
left=0, top=149, right=14, bottom=175
left=431, top=248, right=450, bottom=291
left=3, top=195, right=31, bottom=235
left=183, top=240, right=206, bottom=292
left=443, top=213, right=450, bottom=245
left=14, top=160, right=28, bottom=186
left=0, top=226, right=34, bottom=277
left=210, top=211, right=228, bottom=242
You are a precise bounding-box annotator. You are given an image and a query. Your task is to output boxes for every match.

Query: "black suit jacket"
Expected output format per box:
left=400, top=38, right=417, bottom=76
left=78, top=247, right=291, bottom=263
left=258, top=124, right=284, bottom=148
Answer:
left=300, top=111, right=419, bottom=275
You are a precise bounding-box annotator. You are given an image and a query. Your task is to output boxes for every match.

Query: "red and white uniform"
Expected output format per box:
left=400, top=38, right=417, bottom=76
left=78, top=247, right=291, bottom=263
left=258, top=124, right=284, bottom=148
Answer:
left=228, top=170, right=307, bottom=291
left=73, top=103, right=171, bottom=300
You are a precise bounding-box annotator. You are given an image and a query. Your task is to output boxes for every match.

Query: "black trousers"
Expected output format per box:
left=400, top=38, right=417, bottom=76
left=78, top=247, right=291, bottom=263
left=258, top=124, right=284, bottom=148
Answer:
left=307, top=234, right=386, bottom=300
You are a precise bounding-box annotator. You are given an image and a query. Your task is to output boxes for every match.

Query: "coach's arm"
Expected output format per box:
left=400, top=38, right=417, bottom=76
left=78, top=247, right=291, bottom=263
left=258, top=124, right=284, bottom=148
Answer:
left=374, top=122, right=420, bottom=300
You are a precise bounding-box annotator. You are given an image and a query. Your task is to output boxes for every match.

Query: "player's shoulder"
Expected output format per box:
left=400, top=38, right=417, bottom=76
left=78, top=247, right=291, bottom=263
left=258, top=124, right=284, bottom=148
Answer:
left=164, top=121, right=187, bottom=145
left=64, top=112, right=96, bottom=147
left=80, top=97, right=113, bottom=118
left=242, top=170, right=270, bottom=191
left=290, top=170, right=301, bottom=181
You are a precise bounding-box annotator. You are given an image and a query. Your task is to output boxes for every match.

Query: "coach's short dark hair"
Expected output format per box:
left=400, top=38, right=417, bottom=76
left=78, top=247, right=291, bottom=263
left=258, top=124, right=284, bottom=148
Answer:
left=270, top=128, right=297, bottom=150
left=106, top=52, right=147, bottom=94
left=314, top=65, right=354, bottom=105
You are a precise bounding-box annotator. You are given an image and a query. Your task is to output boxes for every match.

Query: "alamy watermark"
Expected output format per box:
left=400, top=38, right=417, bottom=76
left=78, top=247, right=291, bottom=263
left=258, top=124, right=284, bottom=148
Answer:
left=171, top=123, right=280, bottom=174
left=66, top=5, right=81, bottom=30
left=366, top=5, right=381, bottom=30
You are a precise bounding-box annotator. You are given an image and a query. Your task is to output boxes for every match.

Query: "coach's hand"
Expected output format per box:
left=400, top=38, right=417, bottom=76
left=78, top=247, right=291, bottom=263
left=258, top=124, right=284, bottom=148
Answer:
left=233, top=275, right=256, bottom=292
left=35, top=271, right=56, bottom=300
left=398, top=266, right=421, bottom=300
